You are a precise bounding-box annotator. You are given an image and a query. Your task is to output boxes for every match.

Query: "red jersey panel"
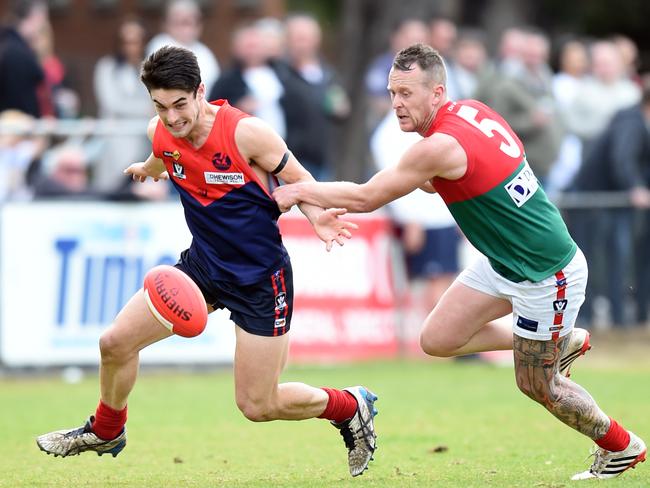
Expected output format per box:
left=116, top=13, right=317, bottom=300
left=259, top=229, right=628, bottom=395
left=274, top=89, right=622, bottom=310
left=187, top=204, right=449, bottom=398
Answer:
left=429, top=100, right=526, bottom=204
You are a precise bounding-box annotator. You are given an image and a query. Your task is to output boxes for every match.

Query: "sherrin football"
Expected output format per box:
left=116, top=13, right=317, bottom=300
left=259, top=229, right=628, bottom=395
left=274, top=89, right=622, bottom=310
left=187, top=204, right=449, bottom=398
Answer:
left=143, top=265, right=208, bottom=338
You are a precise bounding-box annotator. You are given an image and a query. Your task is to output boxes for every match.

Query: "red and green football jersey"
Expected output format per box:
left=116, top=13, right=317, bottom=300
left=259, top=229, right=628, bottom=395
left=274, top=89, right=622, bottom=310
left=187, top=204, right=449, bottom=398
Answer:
left=429, top=100, right=576, bottom=283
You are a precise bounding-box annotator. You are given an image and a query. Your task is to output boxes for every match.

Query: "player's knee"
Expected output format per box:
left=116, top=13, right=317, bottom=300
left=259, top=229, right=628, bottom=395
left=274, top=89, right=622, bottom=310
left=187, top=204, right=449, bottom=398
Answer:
left=515, top=373, right=561, bottom=405
left=235, top=397, right=274, bottom=422
left=419, top=332, right=458, bottom=358
left=514, top=375, right=536, bottom=400
left=98, top=329, right=132, bottom=363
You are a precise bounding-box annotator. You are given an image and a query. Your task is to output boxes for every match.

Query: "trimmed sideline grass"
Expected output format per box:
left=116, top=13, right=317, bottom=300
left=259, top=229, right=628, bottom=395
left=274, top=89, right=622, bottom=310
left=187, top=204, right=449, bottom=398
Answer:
left=0, top=358, right=648, bottom=487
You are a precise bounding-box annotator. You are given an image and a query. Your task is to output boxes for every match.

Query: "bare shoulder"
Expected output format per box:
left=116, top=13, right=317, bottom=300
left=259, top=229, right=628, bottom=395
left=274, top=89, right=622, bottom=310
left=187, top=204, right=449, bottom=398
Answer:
left=235, top=116, right=286, bottom=162
left=413, top=132, right=467, bottom=178
left=235, top=116, right=271, bottom=139
left=401, top=132, right=464, bottom=165
left=146, top=116, right=160, bottom=141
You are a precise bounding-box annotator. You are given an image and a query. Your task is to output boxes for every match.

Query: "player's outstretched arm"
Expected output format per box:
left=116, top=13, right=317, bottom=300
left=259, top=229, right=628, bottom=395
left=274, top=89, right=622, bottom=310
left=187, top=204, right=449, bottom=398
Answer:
left=235, top=117, right=357, bottom=251
left=124, top=153, right=168, bottom=182
left=273, top=135, right=452, bottom=213
left=123, top=116, right=168, bottom=182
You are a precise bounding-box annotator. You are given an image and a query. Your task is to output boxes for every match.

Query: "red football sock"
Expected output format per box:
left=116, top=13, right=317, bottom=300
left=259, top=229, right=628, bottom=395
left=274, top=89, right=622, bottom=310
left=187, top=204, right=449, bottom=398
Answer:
left=91, top=400, right=127, bottom=440
left=318, top=388, right=358, bottom=423
left=595, top=417, right=630, bottom=452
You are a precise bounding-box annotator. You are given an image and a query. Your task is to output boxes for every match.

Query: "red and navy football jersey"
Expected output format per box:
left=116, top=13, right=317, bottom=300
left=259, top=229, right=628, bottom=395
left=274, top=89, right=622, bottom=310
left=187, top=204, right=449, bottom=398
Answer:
left=153, top=100, right=288, bottom=285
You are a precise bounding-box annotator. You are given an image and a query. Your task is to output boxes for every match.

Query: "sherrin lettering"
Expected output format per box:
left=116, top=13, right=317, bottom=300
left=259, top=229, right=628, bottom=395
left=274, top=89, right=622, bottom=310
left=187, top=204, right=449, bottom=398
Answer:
left=143, top=265, right=207, bottom=337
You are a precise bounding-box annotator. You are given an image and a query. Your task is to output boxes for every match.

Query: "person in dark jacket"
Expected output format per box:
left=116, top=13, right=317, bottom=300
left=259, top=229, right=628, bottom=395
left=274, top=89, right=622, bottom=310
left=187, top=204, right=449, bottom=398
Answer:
left=0, top=0, right=48, bottom=117
left=570, top=79, right=650, bottom=327
left=282, top=13, right=350, bottom=181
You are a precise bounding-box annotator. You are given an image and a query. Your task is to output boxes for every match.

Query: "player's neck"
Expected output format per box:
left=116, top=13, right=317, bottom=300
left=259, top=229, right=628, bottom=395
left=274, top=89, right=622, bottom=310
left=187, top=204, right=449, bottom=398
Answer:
left=184, top=101, right=218, bottom=148
left=419, top=98, right=448, bottom=137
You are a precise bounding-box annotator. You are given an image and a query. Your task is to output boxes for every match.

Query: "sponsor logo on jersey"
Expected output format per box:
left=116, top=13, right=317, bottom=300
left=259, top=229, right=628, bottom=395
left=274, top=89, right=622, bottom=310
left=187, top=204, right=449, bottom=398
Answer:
left=173, top=162, right=186, bottom=179
left=274, top=318, right=286, bottom=328
left=553, top=299, right=568, bottom=313
left=516, top=315, right=538, bottom=332
left=212, top=152, right=232, bottom=170
left=204, top=172, right=245, bottom=185
left=163, top=150, right=181, bottom=160
left=275, top=291, right=287, bottom=311
left=504, top=161, right=539, bottom=207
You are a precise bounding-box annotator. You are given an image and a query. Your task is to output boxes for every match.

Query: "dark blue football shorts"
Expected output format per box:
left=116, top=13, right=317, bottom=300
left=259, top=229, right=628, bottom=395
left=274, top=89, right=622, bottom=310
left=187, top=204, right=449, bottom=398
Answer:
left=175, top=249, right=293, bottom=337
left=406, top=226, right=460, bottom=279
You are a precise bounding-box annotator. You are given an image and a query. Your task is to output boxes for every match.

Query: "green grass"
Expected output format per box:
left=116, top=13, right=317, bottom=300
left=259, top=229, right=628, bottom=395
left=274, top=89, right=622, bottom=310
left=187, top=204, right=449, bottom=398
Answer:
left=1, top=359, right=648, bottom=487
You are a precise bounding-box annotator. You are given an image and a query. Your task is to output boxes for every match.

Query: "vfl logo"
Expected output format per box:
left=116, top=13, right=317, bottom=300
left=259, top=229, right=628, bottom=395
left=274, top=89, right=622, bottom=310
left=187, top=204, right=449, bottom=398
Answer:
left=504, top=161, right=539, bottom=207
left=212, top=152, right=232, bottom=170
left=274, top=318, right=286, bottom=328
left=204, top=172, right=245, bottom=185
left=275, top=292, right=287, bottom=311
left=173, top=162, right=186, bottom=179
left=553, top=299, right=568, bottom=314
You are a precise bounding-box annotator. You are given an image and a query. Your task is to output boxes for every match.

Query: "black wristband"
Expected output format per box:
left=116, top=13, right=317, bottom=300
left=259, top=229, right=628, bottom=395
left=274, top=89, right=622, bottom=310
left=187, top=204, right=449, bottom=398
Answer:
left=271, top=151, right=290, bottom=175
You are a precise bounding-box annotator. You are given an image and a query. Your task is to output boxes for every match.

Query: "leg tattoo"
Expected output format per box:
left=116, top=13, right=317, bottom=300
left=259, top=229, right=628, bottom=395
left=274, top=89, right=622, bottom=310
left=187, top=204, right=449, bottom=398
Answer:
left=513, top=334, right=609, bottom=440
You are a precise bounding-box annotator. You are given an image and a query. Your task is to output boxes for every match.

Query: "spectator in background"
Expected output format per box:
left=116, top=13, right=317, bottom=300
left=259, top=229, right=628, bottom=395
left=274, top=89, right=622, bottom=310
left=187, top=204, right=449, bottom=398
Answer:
left=428, top=16, right=457, bottom=60
left=0, top=0, right=47, bottom=117
left=93, top=17, right=154, bottom=194
left=570, top=77, right=650, bottom=328
left=364, top=18, right=429, bottom=129
left=474, top=26, right=526, bottom=106
left=546, top=39, right=590, bottom=196
left=31, top=18, right=79, bottom=119
left=489, top=29, right=563, bottom=183
left=633, top=79, right=650, bottom=326
left=370, top=110, right=459, bottom=339
left=284, top=13, right=349, bottom=181
left=210, top=23, right=286, bottom=137
left=0, top=109, right=47, bottom=201
left=612, top=34, right=641, bottom=85
left=565, top=40, right=640, bottom=151
left=255, top=17, right=286, bottom=61
left=445, top=28, right=488, bottom=101
left=147, top=0, right=220, bottom=94
left=32, top=144, right=97, bottom=200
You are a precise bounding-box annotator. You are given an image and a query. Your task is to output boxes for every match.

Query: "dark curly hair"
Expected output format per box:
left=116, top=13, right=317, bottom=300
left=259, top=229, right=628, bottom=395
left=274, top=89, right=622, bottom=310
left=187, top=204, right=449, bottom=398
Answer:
left=140, top=45, right=201, bottom=94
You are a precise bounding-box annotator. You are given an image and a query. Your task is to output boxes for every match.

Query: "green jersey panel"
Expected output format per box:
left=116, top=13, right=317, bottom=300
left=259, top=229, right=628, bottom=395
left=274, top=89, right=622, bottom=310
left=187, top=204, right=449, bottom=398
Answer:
left=447, top=160, right=577, bottom=282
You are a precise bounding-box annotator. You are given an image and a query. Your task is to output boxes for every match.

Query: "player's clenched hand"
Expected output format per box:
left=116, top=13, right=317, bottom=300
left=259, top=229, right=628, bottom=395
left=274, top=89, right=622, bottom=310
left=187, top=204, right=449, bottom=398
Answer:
left=124, top=162, right=169, bottom=183
left=314, top=208, right=358, bottom=252
left=272, top=184, right=300, bottom=212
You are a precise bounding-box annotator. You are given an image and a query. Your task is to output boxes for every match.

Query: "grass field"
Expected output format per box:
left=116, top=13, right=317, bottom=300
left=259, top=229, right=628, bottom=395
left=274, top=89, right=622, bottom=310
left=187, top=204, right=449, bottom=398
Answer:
left=1, top=349, right=649, bottom=487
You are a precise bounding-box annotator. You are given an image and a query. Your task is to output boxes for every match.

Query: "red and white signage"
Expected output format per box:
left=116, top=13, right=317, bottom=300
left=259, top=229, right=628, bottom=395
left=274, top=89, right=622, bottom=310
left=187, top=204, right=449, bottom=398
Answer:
left=280, top=212, right=401, bottom=361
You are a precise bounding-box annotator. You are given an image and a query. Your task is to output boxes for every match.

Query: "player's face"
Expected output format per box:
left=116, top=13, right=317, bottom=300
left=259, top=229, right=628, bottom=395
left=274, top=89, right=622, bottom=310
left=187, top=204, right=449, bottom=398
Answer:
left=388, top=65, right=442, bottom=134
left=150, top=85, right=204, bottom=138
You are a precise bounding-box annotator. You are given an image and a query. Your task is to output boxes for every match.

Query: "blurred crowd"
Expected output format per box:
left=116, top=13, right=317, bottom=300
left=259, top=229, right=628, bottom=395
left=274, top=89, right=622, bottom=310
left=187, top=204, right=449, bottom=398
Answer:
left=1, top=0, right=649, bottom=328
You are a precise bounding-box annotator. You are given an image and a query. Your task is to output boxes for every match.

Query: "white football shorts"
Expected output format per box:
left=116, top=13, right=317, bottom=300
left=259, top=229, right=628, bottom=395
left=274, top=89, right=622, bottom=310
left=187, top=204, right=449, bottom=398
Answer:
left=457, top=247, right=587, bottom=341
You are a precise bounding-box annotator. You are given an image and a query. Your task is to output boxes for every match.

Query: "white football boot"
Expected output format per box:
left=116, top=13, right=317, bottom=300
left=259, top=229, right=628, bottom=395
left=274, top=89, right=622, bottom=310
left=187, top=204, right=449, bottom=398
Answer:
left=559, top=327, right=591, bottom=377
left=332, top=386, right=378, bottom=477
left=36, top=416, right=126, bottom=458
left=572, top=431, right=646, bottom=480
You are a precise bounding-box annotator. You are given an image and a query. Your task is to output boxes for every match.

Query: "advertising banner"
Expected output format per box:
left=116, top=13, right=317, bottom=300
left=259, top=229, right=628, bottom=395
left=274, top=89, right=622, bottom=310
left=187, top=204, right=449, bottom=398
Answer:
left=0, top=202, right=236, bottom=366
left=279, top=213, right=401, bottom=362
left=0, top=203, right=401, bottom=366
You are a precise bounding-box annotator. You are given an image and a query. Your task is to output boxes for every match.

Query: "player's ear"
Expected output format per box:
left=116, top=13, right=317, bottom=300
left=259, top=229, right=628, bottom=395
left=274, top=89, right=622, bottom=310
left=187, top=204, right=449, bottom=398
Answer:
left=433, top=83, right=445, bottom=105
left=195, top=83, right=206, bottom=101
